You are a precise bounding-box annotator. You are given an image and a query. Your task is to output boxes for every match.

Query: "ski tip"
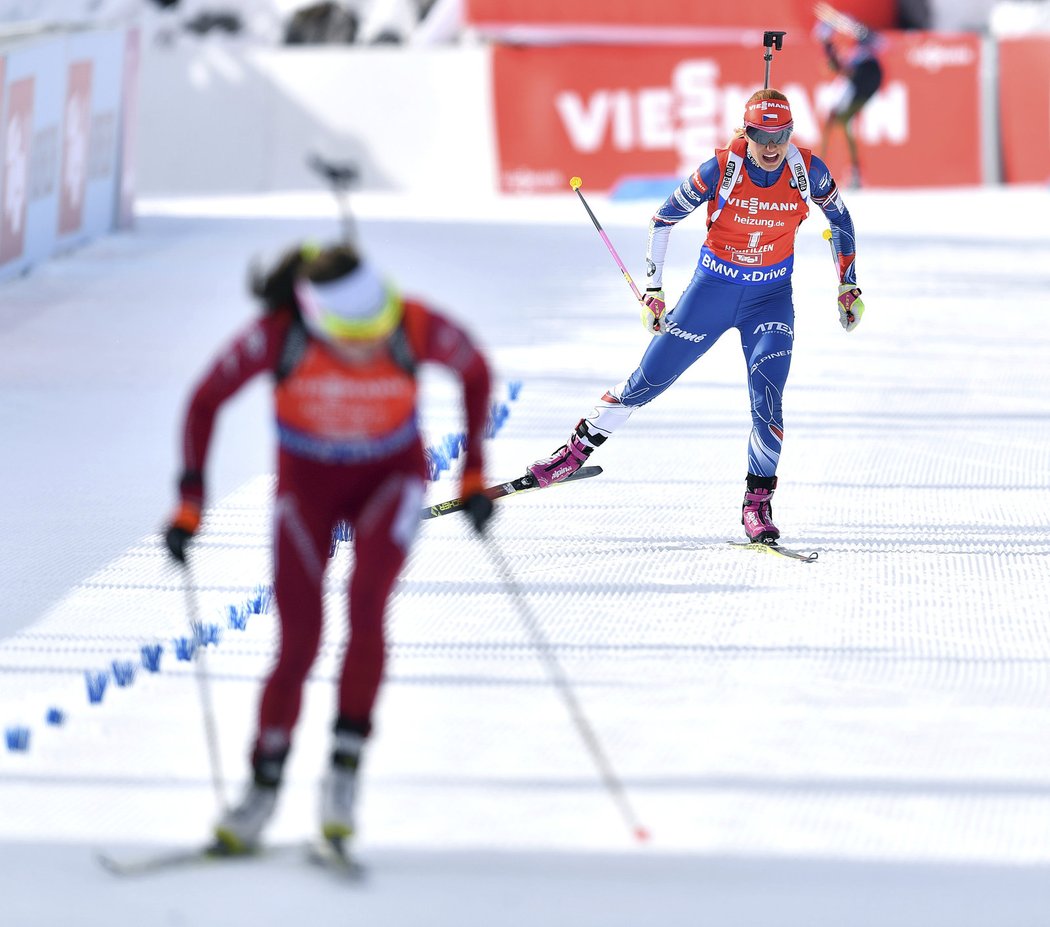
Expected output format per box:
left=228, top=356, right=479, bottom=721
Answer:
left=568, top=465, right=603, bottom=480
left=727, top=540, right=819, bottom=562
left=306, top=837, right=367, bottom=881
left=96, top=852, right=121, bottom=874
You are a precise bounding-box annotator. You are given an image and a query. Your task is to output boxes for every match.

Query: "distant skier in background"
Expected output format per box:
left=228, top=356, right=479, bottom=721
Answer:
left=814, top=1, right=885, bottom=190
left=163, top=241, right=493, bottom=856
left=527, top=89, right=865, bottom=545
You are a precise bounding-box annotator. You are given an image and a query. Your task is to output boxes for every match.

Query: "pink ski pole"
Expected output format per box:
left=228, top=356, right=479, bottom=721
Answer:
left=569, top=176, right=644, bottom=305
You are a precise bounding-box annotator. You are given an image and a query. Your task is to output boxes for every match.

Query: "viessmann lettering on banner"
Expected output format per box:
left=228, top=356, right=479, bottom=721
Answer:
left=492, top=34, right=982, bottom=192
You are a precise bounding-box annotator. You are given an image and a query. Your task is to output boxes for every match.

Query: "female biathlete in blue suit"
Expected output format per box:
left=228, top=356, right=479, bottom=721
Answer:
left=528, top=89, right=865, bottom=543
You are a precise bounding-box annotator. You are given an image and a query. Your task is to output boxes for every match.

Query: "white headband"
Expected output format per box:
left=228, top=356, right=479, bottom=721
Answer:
left=296, top=262, right=386, bottom=328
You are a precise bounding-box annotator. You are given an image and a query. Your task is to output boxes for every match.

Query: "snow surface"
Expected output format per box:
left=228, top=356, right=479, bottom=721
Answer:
left=2, top=186, right=1050, bottom=925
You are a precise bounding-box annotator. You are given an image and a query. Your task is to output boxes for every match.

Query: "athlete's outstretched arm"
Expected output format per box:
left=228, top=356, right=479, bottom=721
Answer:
left=810, top=155, right=865, bottom=331
left=645, top=158, right=720, bottom=289
left=810, top=155, right=858, bottom=286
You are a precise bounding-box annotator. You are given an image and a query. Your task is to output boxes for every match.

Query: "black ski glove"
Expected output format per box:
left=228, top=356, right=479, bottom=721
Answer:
left=164, top=522, right=195, bottom=563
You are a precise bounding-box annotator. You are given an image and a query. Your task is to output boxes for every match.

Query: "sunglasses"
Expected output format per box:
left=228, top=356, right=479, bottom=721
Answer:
left=746, top=125, right=793, bottom=146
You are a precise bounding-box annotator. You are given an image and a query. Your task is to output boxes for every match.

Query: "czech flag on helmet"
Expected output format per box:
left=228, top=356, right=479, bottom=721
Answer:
left=743, top=97, right=794, bottom=132
left=294, top=263, right=403, bottom=342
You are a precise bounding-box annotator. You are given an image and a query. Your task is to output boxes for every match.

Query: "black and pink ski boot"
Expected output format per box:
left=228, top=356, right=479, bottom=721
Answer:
left=741, top=474, right=780, bottom=543
left=528, top=419, right=605, bottom=488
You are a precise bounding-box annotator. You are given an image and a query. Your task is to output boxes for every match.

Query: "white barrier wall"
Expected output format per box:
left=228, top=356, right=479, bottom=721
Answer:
left=0, top=27, right=137, bottom=281
left=136, top=44, right=496, bottom=196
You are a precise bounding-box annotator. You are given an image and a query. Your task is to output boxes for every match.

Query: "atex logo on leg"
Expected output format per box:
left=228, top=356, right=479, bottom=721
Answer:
left=753, top=321, right=794, bottom=337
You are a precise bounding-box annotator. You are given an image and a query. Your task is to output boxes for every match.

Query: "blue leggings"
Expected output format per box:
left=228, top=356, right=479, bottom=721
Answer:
left=617, top=271, right=794, bottom=477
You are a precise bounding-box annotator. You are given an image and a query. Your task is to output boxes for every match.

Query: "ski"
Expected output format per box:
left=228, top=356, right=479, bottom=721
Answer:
left=728, top=540, right=819, bottom=562
left=306, top=836, right=367, bottom=881
left=98, top=843, right=249, bottom=877
left=96, top=841, right=299, bottom=877
left=421, top=465, right=603, bottom=519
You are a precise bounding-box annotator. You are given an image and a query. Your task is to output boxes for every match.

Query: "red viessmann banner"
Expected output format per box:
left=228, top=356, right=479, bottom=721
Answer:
left=492, top=33, right=983, bottom=193
left=467, top=0, right=898, bottom=35
left=1, top=75, right=34, bottom=264
left=58, top=60, right=93, bottom=236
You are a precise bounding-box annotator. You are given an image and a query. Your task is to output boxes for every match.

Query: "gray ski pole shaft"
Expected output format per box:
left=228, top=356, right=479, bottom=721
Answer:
left=822, top=227, right=838, bottom=270
left=183, top=560, right=227, bottom=812
left=480, top=531, right=649, bottom=842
